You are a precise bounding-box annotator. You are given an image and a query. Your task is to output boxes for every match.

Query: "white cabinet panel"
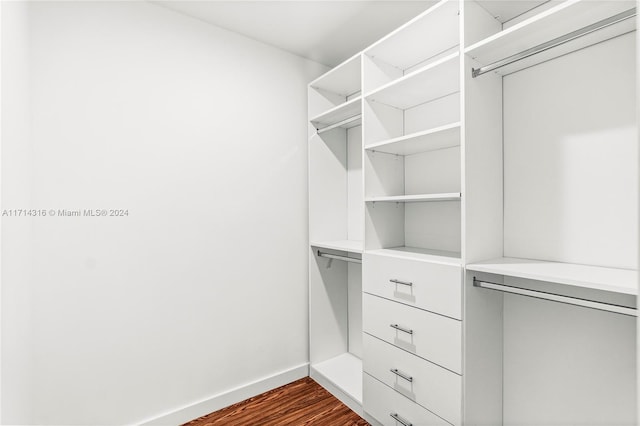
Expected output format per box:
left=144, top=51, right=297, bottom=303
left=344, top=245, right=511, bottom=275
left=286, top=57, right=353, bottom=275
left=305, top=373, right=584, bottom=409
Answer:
left=363, top=253, right=462, bottom=319
left=363, top=293, right=462, bottom=374
left=364, top=373, right=450, bottom=426
left=363, top=334, right=462, bottom=426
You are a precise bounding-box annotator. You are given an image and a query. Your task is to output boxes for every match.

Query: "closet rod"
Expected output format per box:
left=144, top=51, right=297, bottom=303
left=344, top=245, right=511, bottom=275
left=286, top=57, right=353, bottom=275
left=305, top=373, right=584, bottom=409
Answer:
left=471, top=7, right=637, bottom=78
left=473, top=277, right=637, bottom=317
left=316, top=115, right=361, bottom=134
left=317, top=250, right=362, bottom=264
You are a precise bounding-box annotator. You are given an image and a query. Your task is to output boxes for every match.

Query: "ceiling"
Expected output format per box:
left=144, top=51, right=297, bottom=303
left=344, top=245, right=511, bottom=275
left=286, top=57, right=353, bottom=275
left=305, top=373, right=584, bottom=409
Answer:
left=152, top=1, right=436, bottom=67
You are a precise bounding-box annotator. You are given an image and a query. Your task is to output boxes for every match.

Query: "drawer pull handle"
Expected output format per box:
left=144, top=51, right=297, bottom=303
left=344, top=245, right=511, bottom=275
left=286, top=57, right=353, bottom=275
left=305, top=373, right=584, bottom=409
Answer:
left=389, top=278, right=413, bottom=287
left=390, top=413, right=412, bottom=426
left=390, top=368, right=413, bottom=382
left=389, top=324, right=413, bottom=335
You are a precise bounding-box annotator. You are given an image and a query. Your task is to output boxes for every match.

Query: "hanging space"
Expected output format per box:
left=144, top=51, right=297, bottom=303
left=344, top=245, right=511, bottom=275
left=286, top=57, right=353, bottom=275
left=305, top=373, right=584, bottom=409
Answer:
left=462, top=1, right=638, bottom=424
left=308, top=53, right=364, bottom=415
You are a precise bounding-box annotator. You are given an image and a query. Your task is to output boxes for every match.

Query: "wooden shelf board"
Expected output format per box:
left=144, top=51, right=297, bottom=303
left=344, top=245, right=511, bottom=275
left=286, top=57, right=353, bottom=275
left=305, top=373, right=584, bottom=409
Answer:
left=467, top=257, right=638, bottom=296
left=465, top=0, right=636, bottom=75
left=367, top=246, right=462, bottom=266
left=311, top=353, right=363, bottom=404
left=364, top=52, right=459, bottom=110
left=366, top=193, right=461, bottom=203
left=365, top=0, right=459, bottom=71
left=309, top=53, right=361, bottom=98
left=365, top=122, right=461, bottom=156
left=310, top=96, right=362, bottom=129
left=311, top=240, right=363, bottom=254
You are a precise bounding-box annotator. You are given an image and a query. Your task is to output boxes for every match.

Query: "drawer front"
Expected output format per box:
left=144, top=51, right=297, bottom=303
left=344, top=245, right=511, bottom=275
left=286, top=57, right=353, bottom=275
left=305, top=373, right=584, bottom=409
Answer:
left=363, top=333, right=462, bottom=426
left=363, top=254, right=462, bottom=319
left=363, top=293, right=461, bottom=373
left=364, top=373, right=450, bottom=426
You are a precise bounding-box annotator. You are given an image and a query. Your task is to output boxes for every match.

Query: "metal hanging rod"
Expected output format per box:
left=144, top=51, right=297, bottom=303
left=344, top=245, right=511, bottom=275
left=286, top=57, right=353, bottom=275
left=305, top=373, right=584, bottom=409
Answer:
left=473, top=277, right=637, bottom=317
left=316, top=250, right=362, bottom=264
left=316, top=115, right=361, bottom=134
left=472, top=8, right=637, bottom=78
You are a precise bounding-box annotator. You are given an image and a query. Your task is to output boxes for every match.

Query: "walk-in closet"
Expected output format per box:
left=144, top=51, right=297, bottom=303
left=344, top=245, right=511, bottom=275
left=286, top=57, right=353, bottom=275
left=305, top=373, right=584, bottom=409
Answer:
left=1, top=0, right=637, bottom=425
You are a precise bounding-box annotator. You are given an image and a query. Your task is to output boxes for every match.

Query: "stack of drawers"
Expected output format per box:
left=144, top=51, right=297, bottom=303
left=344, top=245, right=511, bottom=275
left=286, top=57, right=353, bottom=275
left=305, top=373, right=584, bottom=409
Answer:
left=362, top=252, right=462, bottom=426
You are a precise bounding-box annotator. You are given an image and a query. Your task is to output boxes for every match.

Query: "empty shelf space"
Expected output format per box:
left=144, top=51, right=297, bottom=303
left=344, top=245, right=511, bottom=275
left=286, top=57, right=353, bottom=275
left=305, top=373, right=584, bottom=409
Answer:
left=467, top=257, right=638, bottom=296
left=473, top=0, right=551, bottom=24
left=465, top=0, right=636, bottom=76
left=310, top=96, right=362, bottom=131
left=311, top=353, right=363, bottom=404
left=366, top=193, right=461, bottom=203
left=367, top=246, right=462, bottom=265
left=309, top=53, right=361, bottom=99
left=364, top=53, right=459, bottom=110
left=311, top=240, right=363, bottom=254
left=365, top=122, right=461, bottom=155
left=365, top=0, right=459, bottom=72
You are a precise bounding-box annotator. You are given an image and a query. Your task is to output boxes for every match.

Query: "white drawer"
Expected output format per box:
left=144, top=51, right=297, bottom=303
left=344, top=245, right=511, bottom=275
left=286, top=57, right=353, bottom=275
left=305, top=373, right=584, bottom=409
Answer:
left=364, top=373, right=450, bottom=426
left=363, top=333, right=462, bottom=426
left=363, top=293, right=461, bottom=374
left=363, top=253, right=462, bottom=319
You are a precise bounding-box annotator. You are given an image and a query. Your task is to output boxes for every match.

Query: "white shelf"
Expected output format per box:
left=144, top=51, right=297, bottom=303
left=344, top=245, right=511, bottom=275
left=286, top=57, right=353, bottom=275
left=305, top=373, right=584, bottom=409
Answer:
left=367, top=246, right=462, bottom=266
left=310, top=96, right=362, bottom=131
left=311, top=240, right=363, bottom=254
left=309, top=53, right=361, bottom=98
left=473, top=0, right=550, bottom=24
left=311, top=353, right=363, bottom=404
left=366, top=193, right=461, bottom=203
left=467, top=257, right=638, bottom=296
left=365, top=122, right=461, bottom=156
left=365, top=0, right=459, bottom=71
left=364, top=52, right=459, bottom=110
left=465, top=0, right=636, bottom=76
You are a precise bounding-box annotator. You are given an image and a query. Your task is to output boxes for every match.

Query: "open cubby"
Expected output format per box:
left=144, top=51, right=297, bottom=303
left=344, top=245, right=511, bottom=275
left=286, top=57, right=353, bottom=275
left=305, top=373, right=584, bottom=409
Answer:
left=365, top=144, right=461, bottom=199
left=364, top=200, right=461, bottom=260
left=308, top=54, right=361, bottom=121
left=363, top=0, right=460, bottom=93
left=363, top=54, right=460, bottom=146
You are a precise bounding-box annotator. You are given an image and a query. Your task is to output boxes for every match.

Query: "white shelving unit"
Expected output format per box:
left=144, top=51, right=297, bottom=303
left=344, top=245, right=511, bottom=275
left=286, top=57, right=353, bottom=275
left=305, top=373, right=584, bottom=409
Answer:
left=308, top=1, right=637, bottom=424
left=361, top=0, right=462, bottom=264
left=308, top=52, right=364, bottom=415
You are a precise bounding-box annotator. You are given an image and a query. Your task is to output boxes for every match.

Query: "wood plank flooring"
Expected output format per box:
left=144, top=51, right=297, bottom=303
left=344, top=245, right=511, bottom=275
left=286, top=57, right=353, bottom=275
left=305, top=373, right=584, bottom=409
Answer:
left=182, top=377, right=370, bottom=426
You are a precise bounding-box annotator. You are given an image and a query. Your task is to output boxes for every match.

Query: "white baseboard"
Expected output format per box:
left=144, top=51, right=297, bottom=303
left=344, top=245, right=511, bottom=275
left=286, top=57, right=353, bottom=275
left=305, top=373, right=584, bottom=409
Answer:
left=136, top=363, right=309, bottom=426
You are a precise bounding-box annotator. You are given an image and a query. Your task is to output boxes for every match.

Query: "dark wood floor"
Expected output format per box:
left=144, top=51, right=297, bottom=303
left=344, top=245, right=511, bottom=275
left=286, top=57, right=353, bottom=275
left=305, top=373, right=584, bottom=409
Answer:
left=182, top=377, right=370, bottom=426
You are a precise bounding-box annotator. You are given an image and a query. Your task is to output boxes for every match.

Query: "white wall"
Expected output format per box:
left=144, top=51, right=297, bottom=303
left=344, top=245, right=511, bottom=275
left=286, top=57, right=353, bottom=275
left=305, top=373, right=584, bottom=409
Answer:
left=1, top=1, right=33, bottom=424
left=502, top=33, right=637, bottom=425
left=3, top=1, right=326, bottom=424
left=504, top=33, right=637, bottom=270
